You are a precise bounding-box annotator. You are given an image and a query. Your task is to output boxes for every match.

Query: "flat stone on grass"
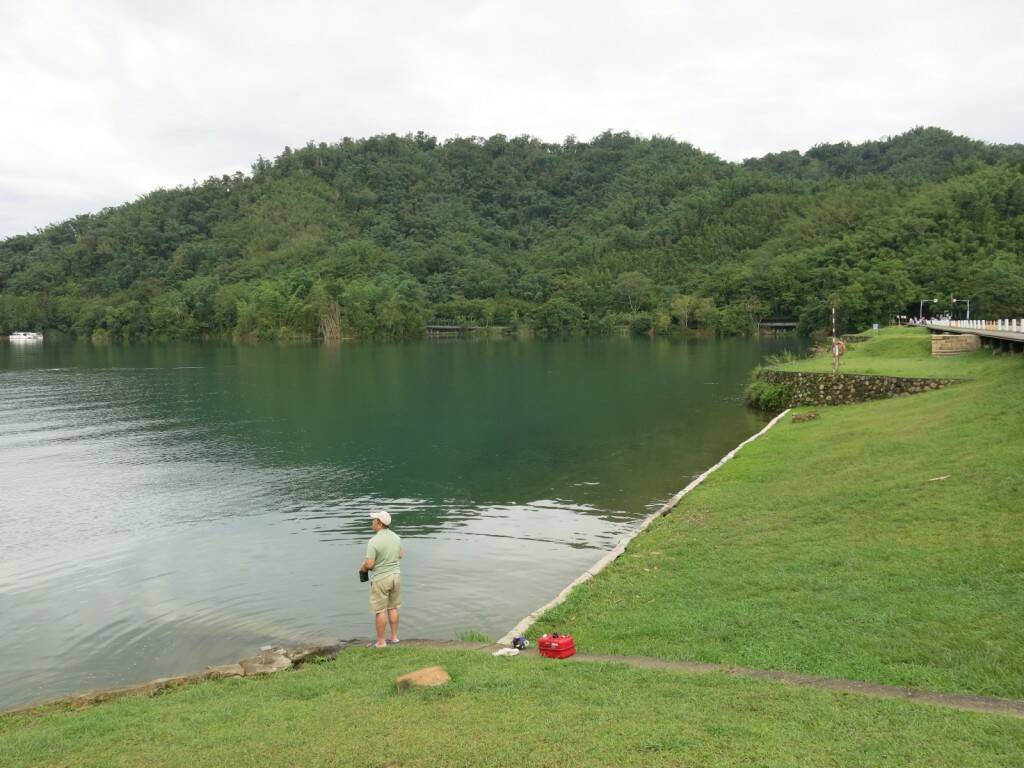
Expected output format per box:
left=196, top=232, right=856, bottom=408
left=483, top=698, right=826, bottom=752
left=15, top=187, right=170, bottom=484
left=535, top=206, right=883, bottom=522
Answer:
left=395, top=666, right=451, bottom=691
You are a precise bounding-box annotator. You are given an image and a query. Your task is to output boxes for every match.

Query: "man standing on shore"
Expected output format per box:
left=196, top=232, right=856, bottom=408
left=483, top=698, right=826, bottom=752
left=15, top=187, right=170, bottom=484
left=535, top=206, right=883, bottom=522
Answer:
left=360, top=511, right=402, bottom=648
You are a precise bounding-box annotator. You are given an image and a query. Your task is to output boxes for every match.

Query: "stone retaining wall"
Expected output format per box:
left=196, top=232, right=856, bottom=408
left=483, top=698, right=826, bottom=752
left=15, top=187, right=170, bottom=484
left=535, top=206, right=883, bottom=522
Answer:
left=755, top=369, right=960, bottom=407
left=932, top=333, right=981, bottom=356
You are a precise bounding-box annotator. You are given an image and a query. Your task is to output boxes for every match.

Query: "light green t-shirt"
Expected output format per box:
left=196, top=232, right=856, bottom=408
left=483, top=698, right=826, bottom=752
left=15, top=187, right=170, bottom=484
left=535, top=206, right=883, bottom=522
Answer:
left=366, top=528, right=401, bottom=582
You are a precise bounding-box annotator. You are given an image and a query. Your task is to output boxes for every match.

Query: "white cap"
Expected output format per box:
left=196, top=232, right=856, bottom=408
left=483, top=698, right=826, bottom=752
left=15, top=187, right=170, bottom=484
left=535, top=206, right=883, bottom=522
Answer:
left=370, top=510, right=392, bottom=527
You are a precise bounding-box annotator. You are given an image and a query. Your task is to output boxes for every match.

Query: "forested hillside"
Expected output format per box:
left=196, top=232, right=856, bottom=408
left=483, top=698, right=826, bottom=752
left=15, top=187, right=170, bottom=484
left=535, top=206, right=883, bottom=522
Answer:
left=2, top=127, right=1022, bottom=340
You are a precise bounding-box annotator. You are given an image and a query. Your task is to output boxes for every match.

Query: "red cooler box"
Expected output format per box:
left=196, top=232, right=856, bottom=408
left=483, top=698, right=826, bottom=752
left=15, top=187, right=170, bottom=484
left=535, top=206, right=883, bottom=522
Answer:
left=538, top=633, right=576, bottom=659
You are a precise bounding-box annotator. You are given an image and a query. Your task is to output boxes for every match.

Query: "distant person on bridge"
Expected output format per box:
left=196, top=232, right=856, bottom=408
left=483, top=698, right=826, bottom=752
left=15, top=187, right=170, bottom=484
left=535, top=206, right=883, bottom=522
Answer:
left=360, top=511, right=403, bottom=648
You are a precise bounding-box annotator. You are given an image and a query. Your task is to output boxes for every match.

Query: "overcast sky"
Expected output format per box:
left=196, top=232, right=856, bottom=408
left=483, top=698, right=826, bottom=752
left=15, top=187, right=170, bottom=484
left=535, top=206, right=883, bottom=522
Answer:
left=1, top=0, right=1022, bottom=238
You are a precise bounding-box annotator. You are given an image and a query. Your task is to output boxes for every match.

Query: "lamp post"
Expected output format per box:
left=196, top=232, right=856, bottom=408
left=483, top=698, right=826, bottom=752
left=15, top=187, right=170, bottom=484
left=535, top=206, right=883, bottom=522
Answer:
left=951, top=295, right=970, bottom=321
left=918, top=298, right=938, bottom=320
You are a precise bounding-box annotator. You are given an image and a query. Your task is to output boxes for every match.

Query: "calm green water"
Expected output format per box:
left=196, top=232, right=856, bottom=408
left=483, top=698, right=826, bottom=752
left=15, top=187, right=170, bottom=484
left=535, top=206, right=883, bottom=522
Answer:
left=0, top=335, right=799, bottom=709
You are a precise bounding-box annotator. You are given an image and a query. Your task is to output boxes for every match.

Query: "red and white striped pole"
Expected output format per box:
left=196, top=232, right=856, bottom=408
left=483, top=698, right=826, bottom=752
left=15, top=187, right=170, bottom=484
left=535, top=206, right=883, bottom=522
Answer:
left=832, top=305, right=839, bottom=374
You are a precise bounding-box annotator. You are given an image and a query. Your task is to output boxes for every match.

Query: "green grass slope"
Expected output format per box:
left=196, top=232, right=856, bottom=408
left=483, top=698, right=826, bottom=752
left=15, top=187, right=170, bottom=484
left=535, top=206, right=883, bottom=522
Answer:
left=534, top=328, right=1024, bottom=697
left=778, top=326, right=1007, bottom=378
left=2, top=648, right=1022, bottom=768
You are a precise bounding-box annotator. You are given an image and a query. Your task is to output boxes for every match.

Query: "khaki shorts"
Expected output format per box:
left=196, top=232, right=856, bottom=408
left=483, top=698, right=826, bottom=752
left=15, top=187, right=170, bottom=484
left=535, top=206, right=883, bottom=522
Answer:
left=369, top=573, right=401, bottom=614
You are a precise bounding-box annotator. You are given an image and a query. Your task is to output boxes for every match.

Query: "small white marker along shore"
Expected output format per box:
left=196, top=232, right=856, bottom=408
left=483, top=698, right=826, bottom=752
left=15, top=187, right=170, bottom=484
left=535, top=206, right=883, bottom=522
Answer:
left=497, top=408, right=791, bottom=645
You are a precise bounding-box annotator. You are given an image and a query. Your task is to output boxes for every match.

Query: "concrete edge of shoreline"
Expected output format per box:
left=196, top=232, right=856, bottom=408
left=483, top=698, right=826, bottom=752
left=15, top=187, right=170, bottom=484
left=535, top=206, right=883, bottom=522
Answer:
left=495, top=407, right=792, bottom=645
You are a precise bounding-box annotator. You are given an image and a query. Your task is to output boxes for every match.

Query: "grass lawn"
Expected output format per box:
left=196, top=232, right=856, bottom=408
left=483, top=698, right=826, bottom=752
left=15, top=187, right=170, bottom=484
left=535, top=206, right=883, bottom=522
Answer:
left=775, top=326, right=1010, bottom=378
left=2, top=647, right=1023, bottom=768
left=533, top=328, right=1024, bottom=697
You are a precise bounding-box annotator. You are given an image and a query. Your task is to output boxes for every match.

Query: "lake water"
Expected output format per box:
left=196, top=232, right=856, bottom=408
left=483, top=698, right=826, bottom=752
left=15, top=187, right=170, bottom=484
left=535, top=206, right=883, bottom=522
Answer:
left=0, top=335, right=799, bottom=709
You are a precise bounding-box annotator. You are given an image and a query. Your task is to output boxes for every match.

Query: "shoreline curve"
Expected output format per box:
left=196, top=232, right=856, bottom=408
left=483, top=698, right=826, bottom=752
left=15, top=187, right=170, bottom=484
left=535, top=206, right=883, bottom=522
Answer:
left=497, top=408, right=791, bottom=645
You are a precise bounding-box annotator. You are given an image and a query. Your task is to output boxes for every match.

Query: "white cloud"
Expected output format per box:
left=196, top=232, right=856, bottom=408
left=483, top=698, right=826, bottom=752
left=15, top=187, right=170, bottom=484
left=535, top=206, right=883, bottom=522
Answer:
left=1, top=0, right=1022, bottom=237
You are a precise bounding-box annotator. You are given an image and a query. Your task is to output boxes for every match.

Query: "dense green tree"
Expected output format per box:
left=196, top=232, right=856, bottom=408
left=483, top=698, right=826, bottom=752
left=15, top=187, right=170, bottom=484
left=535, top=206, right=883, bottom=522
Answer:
left=1, top=127, right=1021, bottom=340
left=532, top=297, right=585, bottom=337
left=614, top=271, right=657, bottom=315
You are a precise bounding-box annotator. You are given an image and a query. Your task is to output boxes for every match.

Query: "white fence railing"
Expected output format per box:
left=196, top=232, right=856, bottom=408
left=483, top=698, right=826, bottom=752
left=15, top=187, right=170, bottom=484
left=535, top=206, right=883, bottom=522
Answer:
left=928, top=318, right=1024, bottom=333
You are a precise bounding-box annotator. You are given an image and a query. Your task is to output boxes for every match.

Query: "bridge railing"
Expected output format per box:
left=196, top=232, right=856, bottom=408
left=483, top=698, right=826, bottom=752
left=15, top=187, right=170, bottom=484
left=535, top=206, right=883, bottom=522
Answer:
left=928, top=318, right=1024, bottom=333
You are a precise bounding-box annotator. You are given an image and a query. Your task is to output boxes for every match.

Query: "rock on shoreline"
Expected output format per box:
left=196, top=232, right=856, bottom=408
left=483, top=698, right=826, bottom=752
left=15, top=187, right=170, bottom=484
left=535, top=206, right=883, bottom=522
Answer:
left=3, top=643, right=348, bottom=715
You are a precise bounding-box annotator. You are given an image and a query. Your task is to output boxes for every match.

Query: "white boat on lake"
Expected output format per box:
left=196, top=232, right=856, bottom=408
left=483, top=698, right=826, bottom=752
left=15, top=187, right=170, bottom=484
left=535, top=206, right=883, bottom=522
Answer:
left=8, top=331, right=44, bottom=342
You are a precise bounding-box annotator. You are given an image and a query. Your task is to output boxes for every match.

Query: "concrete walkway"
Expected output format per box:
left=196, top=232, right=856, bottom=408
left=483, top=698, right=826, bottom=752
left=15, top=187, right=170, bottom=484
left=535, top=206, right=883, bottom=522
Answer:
left=391, top=640, right=1024, bottom=720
